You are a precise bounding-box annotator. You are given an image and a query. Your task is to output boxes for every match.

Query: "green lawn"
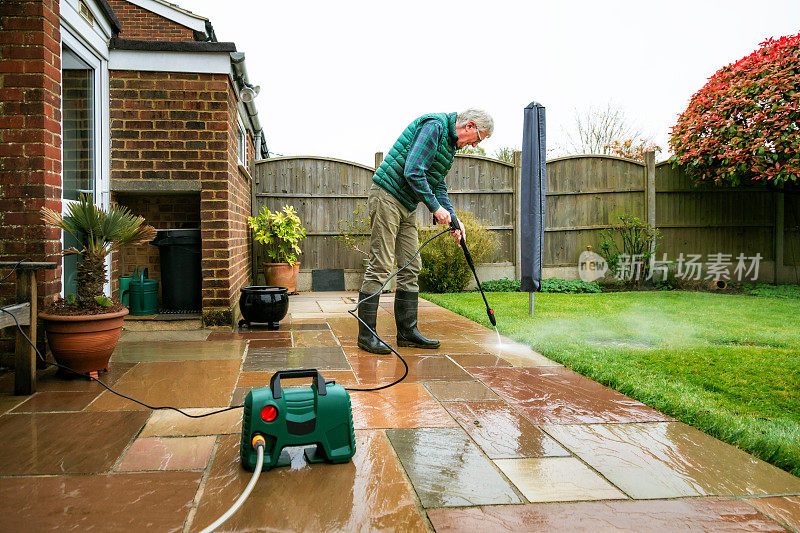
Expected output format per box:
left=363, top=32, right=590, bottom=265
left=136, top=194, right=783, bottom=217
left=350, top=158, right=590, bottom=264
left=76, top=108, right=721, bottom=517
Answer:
left=422, top=290, right=800, bottom=477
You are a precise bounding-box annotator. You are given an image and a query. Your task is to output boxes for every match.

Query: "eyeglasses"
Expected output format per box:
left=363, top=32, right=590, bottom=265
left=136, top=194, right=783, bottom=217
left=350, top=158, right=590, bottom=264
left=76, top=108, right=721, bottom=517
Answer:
left=473, top=125, right=484, bottom=145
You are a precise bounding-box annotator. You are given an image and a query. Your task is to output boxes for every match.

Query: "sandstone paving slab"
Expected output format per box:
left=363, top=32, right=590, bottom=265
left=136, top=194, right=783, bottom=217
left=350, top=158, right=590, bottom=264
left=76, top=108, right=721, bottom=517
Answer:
left=140, top=407, right=242, bottom=437
left=444, top=401, right=569, bottom=459
left=426, top=498, right=788, bottom=532
left=349, top=383, right=457, bottom=429
left=317, top=300, right=357, bottom=313
left=0, top=471, right=201, bottom=531
left=747, top=496, right=800, bottom=532
left=10, top=390, right=99, bottom=412
left=348, top=354, right=472, bottom=383
left=447, top=354, right=512, bottom=368
left=35, top=362, right=135, bottom=393
left=495, top=457, right=627, bottom=502
left=424, top=380, right=501, bottom=402
left=469, top=366, right=671, bottom=424
left=237, top=370, right=359, bottom=389
left=287, top=301, right=323, bottom=314
left=544, top=422, right=800, bottom=499
left=120, top=329, right=211, bottom=342
left=291, top=329, right=339, bottom=346
left=87, top=360, right=240, bottom=411
left=0, top=410, right=148, bottom=475
left=115, top=435, right=216, bottom=472
left=111, top=340, right=246, bottom=362
left=243, top=346, right=350, bottom=371
left=207, top=330, right=291, bottom=341
left=190, top=431, right=427, bottom=532
left=386, top=427, right=523, bottom=508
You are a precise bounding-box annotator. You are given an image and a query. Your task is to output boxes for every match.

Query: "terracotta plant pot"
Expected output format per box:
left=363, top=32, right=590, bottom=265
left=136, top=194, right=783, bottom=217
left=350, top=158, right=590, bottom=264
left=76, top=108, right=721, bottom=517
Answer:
left=38, top=308, right=129, bottom=374
left=262, top=262, right=300, bottom=293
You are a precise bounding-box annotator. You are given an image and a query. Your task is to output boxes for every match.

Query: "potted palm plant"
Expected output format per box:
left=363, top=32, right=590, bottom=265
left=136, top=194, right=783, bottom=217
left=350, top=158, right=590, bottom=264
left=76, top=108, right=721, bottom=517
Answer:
left=39, top=194, right=156, bottom=374
left=248, top=205, right=306, bottom=293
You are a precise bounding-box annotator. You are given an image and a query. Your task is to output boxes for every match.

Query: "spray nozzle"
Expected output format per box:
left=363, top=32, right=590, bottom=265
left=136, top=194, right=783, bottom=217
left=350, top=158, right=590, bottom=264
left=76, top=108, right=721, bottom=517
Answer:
left=487, top=307, right=496, bottom=326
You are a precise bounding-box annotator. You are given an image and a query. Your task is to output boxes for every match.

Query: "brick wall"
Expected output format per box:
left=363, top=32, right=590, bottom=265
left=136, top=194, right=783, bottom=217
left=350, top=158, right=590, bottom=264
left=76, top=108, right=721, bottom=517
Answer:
left=112, top=193, right=200, bottom=302
left=110, top=70, right=228, bottom=183
left=109, top=69, right=254, bottom=322
left=106, top=0, right=195, bottom=41
left=0, top=0, right=62, bottom=307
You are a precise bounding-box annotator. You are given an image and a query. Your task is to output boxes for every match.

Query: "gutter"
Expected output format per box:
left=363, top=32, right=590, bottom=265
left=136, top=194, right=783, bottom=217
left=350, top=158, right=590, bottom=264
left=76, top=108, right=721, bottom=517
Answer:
left=230, top=52, right=268, bottom=160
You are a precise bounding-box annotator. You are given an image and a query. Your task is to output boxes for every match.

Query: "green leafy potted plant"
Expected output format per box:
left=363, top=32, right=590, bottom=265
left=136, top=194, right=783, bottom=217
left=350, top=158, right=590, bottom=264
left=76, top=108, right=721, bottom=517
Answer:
left=39, top=195, right=156, bottom=374
left=248, top=205, right=307, bottom=293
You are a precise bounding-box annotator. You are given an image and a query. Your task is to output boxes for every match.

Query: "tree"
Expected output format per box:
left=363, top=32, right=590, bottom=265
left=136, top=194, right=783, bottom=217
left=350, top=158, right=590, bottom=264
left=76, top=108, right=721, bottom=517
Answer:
left=457, top=145, right=486, bottom=156
left=604, top=139, right=662, bottom=162
left=562, top=103, right=641, bottom=155
left=670, top=33, right=800, bottom=186
left=493, top=146, right=517, bottom=163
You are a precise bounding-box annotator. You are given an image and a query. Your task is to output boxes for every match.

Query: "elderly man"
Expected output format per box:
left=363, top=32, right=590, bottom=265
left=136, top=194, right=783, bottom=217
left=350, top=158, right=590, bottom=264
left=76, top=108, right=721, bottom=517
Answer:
left=357, top=109, right=494, bottom=354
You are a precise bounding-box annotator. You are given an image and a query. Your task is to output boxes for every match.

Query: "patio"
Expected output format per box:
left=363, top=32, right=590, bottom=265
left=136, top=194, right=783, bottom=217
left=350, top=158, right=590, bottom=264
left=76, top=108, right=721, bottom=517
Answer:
left=1, top=292, right=799, bottom=532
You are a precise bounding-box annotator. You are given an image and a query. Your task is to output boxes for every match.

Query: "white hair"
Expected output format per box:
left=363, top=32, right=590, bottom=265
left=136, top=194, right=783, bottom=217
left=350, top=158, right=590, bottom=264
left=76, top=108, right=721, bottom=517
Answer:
left=456, top=108, right=494, bottom=136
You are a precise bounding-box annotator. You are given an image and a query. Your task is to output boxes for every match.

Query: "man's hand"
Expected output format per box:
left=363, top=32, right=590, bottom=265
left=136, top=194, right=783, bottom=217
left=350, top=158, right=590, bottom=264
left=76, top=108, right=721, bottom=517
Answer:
left=452, top=220, right=466, bottom=244
left=433, top=207, right=451, bottom=226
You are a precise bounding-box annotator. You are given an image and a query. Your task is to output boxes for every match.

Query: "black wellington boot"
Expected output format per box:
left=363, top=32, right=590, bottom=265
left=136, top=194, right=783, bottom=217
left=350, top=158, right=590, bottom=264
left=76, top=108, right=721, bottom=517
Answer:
left=357, top=291, right=391, bottom=354
left=395, top=290, right=440, bottom=349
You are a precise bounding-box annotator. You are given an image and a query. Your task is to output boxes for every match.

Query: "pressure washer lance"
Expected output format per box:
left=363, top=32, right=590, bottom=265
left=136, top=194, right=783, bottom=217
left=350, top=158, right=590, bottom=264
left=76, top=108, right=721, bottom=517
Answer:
left=447, top=218, right=496, bottom=327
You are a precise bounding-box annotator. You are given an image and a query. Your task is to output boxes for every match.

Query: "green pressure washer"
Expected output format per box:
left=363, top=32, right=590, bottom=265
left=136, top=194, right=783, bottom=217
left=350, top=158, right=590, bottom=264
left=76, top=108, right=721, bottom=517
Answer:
left=240, top=369, right=356, bottom=472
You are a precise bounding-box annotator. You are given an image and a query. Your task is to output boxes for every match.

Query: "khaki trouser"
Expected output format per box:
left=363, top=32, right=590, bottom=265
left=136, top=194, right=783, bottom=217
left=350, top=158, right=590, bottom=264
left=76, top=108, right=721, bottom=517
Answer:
left=360, top=184, right=421, bottom=294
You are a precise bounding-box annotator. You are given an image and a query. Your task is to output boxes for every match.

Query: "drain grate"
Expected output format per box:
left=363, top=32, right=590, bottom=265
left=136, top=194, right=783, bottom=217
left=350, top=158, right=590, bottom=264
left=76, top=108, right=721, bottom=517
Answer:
left=159, top=309, right=201, bottom=315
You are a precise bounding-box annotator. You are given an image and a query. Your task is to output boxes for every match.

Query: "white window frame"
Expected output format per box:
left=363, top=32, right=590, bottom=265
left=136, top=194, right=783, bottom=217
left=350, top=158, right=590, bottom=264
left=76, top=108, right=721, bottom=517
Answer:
left=237, top=115, right=248, bottom=168
left=60, top=25, right=110, bottom=296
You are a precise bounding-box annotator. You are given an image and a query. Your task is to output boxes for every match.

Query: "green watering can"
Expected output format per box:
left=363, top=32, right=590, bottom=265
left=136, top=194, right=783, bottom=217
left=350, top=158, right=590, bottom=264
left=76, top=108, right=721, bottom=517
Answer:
left=124, top=268, right=159, bottom=316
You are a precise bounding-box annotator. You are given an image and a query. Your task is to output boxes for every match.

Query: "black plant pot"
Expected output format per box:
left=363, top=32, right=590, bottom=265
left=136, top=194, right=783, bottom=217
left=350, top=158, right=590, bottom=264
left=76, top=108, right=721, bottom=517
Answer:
left=238, top=286, right=289, bottom=330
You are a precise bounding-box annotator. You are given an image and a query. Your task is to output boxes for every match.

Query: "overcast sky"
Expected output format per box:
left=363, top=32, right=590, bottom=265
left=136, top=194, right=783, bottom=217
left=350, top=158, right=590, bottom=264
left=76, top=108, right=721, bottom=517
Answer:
left=185, top=0, right=800, bottom=165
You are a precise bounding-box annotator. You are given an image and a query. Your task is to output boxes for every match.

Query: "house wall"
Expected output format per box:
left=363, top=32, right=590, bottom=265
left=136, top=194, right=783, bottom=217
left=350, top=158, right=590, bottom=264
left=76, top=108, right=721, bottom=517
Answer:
left=109, top=69, right=254, bottom=322
left=106, top=0, right=194, bottom=41
left=0, top=0, right=63, bottom=306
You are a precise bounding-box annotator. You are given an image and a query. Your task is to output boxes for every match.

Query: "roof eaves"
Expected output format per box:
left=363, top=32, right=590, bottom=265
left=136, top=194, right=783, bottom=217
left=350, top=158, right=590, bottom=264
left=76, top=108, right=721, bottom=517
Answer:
left=109, top=38, right=236, bottom=53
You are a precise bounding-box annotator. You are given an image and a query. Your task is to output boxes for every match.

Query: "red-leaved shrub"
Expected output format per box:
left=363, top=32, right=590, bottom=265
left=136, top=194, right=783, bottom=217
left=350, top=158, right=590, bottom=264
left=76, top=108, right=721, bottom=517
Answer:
left=670, top=33, right=800, bottom=186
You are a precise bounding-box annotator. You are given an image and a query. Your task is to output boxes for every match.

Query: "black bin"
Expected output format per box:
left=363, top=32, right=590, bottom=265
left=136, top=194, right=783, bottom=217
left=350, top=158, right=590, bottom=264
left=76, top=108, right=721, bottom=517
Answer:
left=151, top=229, right=201, bottom=312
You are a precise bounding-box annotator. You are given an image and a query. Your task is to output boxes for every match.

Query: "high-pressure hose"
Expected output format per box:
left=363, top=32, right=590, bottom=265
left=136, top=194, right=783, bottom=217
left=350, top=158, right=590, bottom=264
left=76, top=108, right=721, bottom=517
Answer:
left=199, top=435, right=266, bottom=533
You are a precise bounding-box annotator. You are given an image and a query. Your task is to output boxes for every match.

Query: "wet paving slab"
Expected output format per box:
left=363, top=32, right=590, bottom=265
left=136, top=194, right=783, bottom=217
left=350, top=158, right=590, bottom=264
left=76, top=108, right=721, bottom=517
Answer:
left=348, top=354, right=473, bottom=383
left=237, top=370, right=359, bottom=389
left=386, top=427, right=523, bottom=508
left=207, top=330, right=291, bottom=341
left=747, top=496, right=800, bottom=531
left=243, top=346, right=350, bottom=372
left=115, top=435, right=216, bottom=472
left=349, top=383, right=457, bottom=429
left=444, top=401, right=569, bottom=459
left=291, top=329, right=339, bottom=346
left=120, top=330, right=211, bottom=342
left=111, top=340, right=246, bottom=362
left=469, top=367, right=671, bottom=424
left=0, top=471, right=201, bottom=531
left=545, top=422, right=800, bottom=499
left=35, top=362, right=135, bottom=393
left=139, top=407, right=242, bottom=437
left=495, top=457, right=627, bottom=502
left=0, top=410, right=149, bottom=475
left=86, top=360, right=241, bottom=411
left=447, top=353, right=512, bottom=368
left=190, top=431, right=427, bottom=532
left=426, top=498, right=788, bottom=532
left=466, top=340, right=562, bottom=367
left=10, top=390, right=99, bottom=412
left=424, top=380, right=501, bottom=402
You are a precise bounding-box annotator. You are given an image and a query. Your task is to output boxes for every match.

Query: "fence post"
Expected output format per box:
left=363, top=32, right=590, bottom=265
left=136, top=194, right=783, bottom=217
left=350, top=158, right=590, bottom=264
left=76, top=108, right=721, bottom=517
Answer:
left=513, top=150, right=522, bottom=281
left=15, top=270, right=36, bottom=395
left=775, top=192, right=784, bottom=283
left=374, top=152, right=384, bottom=170
left=644, top=150, right=656, bottom=254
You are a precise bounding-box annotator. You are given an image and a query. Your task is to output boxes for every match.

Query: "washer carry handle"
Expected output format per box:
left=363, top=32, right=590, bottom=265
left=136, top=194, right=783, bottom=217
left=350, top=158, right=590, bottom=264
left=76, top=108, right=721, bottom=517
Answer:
left=270, top=369, right=327, bottom=399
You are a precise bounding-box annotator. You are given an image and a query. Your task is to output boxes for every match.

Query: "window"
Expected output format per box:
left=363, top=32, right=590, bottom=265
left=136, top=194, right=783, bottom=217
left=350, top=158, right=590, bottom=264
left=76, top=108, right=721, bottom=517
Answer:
left=237, top=118, right=247, bottom=168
